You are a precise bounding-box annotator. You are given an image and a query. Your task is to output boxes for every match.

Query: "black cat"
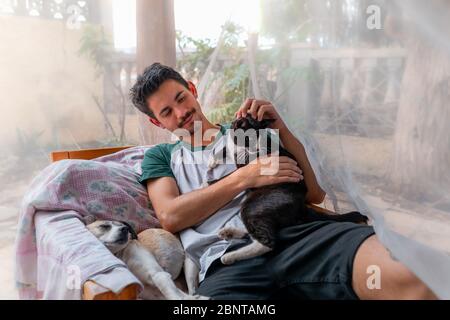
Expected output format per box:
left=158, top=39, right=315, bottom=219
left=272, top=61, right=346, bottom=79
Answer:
left=217, top=116, right=368, bottom=264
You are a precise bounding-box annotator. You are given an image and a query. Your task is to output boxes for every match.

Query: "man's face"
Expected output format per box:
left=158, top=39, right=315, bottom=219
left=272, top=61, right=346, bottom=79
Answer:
left=147, top=79, right=203, bottom=134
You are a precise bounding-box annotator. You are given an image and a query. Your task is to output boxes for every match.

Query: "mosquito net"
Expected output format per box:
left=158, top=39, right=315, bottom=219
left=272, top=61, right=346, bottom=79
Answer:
left=0, top=0, right=449, bottom=299
left=228, top=0, right=450, bottom=299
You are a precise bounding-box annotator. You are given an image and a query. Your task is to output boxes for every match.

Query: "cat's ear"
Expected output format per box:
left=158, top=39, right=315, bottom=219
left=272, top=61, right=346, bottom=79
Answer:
left=234, top=117, right=250, bottom=129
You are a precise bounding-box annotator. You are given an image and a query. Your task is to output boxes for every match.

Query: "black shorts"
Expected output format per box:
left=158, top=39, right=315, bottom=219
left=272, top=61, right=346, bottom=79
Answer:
left=196, top=218, right=375, bottom=300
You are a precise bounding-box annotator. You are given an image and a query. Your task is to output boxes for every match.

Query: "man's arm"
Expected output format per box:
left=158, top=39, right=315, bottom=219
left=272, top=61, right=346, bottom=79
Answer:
left=146, top=156, right=302, bottom=233
left=147, top=174, right=245, bottom=233
left=278, top=126, right=326, bottom=204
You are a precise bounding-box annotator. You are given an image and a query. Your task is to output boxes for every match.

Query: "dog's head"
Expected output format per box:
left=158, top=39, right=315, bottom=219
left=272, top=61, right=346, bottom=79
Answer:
left=86, top=220, right=138, bottom=254
left=229, top=115, right=276, bottom=167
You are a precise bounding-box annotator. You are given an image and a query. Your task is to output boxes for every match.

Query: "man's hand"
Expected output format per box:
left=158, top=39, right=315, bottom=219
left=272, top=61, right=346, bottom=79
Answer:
left=235, top=98, right=287, bottom=131
left=233, top=155, right=303, bottom=189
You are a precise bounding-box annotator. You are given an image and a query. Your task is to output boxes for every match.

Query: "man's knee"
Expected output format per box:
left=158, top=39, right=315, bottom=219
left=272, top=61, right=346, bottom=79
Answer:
left=352, top=235, right=437, bottom=300
left=393, top=269, right=437, bottom=300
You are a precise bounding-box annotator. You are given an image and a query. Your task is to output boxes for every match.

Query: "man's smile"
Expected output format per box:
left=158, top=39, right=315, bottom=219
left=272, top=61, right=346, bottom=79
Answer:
left=180, top=112, right=194, bottom=128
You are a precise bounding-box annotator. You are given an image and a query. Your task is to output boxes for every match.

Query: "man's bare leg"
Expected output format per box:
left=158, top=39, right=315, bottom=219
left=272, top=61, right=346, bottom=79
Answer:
left=352, top=235, right=437, bottom=299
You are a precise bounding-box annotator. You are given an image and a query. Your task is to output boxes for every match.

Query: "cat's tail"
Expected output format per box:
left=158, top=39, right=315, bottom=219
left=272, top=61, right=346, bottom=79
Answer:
left=303, top=209, right=369, bottom=225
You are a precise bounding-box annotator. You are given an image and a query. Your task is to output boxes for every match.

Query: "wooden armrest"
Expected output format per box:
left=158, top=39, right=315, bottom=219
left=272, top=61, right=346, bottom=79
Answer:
left=83, top=280, right=139, bottom=300
left=50, top=146, right=134, bottom=162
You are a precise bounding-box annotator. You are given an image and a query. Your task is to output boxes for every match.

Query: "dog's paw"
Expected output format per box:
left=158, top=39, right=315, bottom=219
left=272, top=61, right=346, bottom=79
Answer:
left=220, top=253, right=236, bottom=265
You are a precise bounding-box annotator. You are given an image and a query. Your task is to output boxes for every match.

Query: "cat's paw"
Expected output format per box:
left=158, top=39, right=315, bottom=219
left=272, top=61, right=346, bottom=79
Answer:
left=218, top=227, right=247, bottom=240
left=218, top=227, right=236, bottom=240
left=220, top=253, right=236, bottom=265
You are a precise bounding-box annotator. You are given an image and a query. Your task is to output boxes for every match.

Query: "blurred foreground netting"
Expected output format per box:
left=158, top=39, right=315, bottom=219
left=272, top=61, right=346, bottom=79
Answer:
left=0, top=0, right=449, bottom=298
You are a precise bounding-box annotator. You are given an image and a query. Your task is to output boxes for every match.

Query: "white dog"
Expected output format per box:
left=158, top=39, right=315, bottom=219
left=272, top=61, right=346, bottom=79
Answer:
left=86, top=220, right=207, bottom=300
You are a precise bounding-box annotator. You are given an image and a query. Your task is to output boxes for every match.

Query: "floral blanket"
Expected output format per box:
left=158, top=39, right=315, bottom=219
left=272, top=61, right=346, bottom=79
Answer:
left=14, top=146, right=161, bottom=299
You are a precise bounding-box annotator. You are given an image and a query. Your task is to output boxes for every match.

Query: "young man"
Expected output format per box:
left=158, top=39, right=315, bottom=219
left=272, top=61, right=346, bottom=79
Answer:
left=130, top=63, right=436, bottom=300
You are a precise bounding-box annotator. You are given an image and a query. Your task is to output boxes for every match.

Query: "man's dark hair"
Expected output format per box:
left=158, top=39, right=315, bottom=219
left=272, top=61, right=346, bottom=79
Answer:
left=130, top=63, right=189, bottom=118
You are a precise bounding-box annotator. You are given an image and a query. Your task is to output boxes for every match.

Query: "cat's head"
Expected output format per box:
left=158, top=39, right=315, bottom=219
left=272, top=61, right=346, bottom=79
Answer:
left=231, top=115, right=275, bottom=132
left=229, top=115, right=276, bottom=167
